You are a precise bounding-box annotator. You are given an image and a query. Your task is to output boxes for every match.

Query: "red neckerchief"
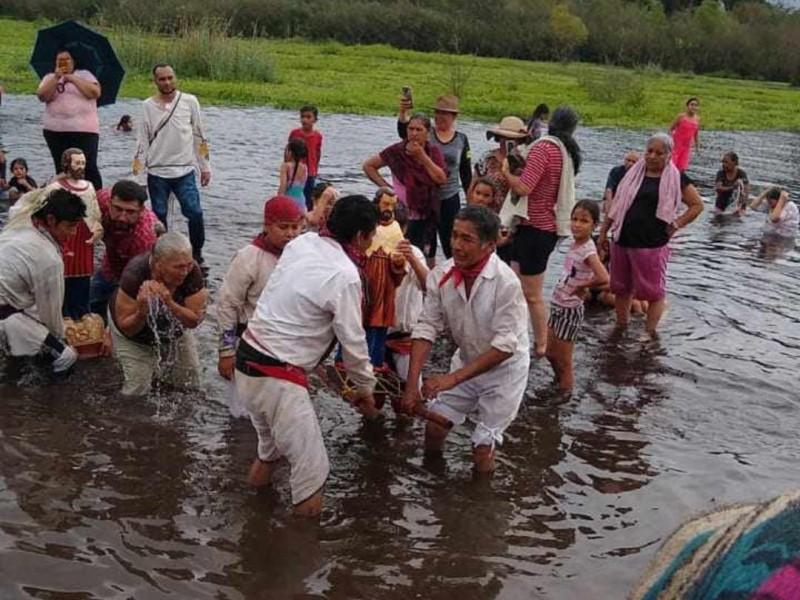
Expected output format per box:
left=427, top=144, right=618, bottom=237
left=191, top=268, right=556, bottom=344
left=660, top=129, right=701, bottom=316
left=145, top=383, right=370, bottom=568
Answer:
left=439, top=252, right=492, bottom=289
left=320, top=224, right=366, bottom=269
left=251, top=232, right=283, bottom=257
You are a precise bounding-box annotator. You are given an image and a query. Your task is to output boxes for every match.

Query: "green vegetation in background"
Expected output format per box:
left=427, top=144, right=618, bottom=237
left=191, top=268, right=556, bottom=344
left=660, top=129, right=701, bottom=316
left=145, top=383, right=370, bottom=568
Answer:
left=3, top=0, right=800, bottom=84
left=1, top=18, right=798, bottom=131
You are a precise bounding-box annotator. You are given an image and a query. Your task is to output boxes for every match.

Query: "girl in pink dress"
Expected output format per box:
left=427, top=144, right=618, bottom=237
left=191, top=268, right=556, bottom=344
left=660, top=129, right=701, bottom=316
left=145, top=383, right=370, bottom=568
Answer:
left=669, top=97, right=700, bottom=171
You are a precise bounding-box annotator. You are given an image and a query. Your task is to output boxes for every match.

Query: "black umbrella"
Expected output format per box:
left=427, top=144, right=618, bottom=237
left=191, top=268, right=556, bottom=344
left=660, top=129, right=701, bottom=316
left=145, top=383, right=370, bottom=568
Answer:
left=30, top=20, right=125, bottom=107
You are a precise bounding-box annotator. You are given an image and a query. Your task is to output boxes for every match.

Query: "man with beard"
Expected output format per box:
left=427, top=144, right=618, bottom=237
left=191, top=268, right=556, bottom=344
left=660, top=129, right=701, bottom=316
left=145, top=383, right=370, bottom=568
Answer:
left=45, top=148, right=102, bottom=318
left=133, top=63, right=211, bottom=267
left=89, top=179, right=162, bottom=319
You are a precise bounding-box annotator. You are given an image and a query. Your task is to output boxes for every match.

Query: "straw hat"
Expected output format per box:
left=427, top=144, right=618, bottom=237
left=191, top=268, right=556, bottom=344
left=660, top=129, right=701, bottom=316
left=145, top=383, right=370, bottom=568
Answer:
left=433, top=94, right=460, bottom=114
left=486, top=116, right=528, bottom=140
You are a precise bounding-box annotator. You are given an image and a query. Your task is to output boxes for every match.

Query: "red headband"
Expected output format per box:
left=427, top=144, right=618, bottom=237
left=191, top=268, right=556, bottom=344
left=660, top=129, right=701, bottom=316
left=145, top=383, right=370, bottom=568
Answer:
left=263, top=195, right=303, bottom=224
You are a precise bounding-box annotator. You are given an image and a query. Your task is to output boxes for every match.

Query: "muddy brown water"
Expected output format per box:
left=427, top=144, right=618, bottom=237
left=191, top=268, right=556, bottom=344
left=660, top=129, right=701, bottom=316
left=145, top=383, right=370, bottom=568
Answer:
left=1, top=95, right=799, bottom=599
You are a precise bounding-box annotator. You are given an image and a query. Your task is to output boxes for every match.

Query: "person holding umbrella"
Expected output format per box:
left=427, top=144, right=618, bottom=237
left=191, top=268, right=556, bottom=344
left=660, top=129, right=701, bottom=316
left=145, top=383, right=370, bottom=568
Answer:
left=36, top=49, right=103, bottom=190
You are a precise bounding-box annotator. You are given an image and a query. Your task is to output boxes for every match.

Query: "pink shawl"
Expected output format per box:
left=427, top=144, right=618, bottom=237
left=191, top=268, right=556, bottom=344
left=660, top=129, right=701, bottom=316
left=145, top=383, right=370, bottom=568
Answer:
left=608, top=159, right=682, bottom=234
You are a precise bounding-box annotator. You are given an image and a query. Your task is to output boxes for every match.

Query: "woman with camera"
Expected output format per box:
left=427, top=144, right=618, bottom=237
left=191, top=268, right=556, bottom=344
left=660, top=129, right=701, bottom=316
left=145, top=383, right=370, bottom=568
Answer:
left=501, top=106, right=582, bottom=357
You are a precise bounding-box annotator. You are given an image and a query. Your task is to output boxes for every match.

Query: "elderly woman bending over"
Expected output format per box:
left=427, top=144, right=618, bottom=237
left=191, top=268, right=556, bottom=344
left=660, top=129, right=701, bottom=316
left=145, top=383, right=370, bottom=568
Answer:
left=598, top=133, right=703, bottom=337
left=109, top=232, right=208, bottom=396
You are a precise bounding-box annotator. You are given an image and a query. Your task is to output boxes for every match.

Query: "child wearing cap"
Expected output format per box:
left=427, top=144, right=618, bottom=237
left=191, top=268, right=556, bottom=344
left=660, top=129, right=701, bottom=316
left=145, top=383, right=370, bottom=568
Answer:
left=216, top=196, right=304, bottom=415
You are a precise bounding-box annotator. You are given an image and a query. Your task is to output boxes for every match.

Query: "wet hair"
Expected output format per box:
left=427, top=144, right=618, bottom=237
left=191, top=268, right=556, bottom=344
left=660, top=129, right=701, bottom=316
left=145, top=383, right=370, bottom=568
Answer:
left=300, top=104, right=319, bottom=119
left=455, top=205, right=500, bottom=244
left=286, top=139, right=307, bottom=188
left=529, top=103, right=550, bottom=122
left=312, top=180, right=333, bottom=201
left=394, top=202, right=409, bottom=230
left=33, top=188, right=86, bottom=223
left=116, top=115, right=132, bottom=130
left=61, top=147, right=85, bottom=174
left=686, top=97, right=699, bottom=106
left=647, top=132, right=674, bottom=155
left=10, top=158, right=28, bottom=172
left=326, top=195, right=379, bottom=244
left=765, top=187, right=784, bottom=202
left=286, top=138, right=307, bottom=161
left=548, top=106, right=582, bottom=175
left=151, top=62, right=173, bottom=76
left=572, top=199, right=601, bottom=224
left=373, top=186, right=396, bottom=204
left=112, top=179, right=148, bottom=205
left=152, top=232, right=192, bottom=261
left=408, top=113, right=432, bottom=131
left=723, top=151, right=739, bottom=165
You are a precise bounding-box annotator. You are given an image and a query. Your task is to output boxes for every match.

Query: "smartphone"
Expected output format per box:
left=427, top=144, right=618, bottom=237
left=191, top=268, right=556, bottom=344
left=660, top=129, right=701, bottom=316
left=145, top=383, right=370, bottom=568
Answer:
left=402, top=86, right=413, bottom=108
left=505, top=140, right=515, bottom=156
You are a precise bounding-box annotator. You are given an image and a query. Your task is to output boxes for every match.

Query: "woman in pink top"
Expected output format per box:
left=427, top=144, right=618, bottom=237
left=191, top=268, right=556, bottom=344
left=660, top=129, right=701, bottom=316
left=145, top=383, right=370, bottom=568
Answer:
left=37, top=49, right=103, bottom=189
left=669, top=97, right=700, bottom=172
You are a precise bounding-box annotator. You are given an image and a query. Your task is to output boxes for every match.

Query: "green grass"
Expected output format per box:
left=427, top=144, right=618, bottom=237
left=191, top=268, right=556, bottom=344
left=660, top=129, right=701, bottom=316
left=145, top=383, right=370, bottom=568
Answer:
left=1, top=17, right=798, bottom=130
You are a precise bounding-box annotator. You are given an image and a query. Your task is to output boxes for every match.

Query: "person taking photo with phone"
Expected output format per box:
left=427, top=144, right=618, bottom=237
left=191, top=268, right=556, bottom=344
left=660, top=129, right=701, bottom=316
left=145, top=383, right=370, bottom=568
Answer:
left=397, top=92, right=471, bottom=265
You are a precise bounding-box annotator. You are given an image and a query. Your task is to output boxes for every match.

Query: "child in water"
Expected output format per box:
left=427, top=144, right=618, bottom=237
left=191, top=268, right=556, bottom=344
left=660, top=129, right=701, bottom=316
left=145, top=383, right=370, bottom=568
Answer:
left=547, top=200, right=609, bottom=392
left=277, top=138, right=308, bottom=213
left=468, top=175, right=513, bottom=260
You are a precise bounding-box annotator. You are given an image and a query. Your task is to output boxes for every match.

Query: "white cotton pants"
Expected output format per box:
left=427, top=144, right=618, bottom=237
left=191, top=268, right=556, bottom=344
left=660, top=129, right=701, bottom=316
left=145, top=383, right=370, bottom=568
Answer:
left=0, top=312, right=50, bottom=357
left=235, top=372, right=330, bottom=506
left=109, top=318, right=201, bottom=396
left=429, top=350, right=530, bottom=447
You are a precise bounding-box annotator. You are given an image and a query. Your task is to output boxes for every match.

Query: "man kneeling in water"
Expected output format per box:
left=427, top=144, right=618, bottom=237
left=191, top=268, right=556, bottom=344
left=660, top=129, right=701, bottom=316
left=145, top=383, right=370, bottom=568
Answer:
left=0, top=188, right=85, bottom=378
left=402, top=206, right=530, bottom=473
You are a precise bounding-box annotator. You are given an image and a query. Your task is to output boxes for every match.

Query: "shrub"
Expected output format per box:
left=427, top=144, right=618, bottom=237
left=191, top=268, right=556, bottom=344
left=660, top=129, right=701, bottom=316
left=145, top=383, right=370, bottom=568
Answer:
left=111, top=20, right=274, bottom=82
left=578, top=69, right=646, bottom=108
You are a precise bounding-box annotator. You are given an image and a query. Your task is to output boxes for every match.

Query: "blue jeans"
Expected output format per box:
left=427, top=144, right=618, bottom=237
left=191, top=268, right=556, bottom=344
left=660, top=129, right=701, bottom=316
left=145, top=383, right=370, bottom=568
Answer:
left=148, top=172, right=205, bottom=258
left=89, top=270, right=119, bottom=323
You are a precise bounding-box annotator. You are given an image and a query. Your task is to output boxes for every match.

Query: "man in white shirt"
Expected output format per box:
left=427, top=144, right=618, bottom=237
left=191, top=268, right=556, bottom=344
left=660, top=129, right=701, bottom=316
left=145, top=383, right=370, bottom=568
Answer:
left=236, top=195, right=379, bottom=517
left=133, top=63, right=211, bottom=265
left=402, top=205, right=530, bottom=474
left=0, top=188, right=85, bottom=378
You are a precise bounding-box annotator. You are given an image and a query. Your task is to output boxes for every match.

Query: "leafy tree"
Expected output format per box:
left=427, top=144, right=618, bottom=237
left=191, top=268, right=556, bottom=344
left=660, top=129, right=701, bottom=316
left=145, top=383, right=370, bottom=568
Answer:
left=550, top=4, right=589, bottom=60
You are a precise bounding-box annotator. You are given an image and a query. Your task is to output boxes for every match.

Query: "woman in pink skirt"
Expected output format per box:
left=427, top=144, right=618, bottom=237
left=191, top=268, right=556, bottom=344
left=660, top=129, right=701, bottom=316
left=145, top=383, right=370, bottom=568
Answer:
left=668, top=97, right=700, bottom=172
left=597, top=133, right=704, bottom=338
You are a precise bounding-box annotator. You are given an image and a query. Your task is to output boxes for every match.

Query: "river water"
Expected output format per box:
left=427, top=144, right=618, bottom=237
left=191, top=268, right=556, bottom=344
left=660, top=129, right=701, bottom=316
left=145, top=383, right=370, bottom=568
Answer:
left=0, top=94, right=798, bottom=599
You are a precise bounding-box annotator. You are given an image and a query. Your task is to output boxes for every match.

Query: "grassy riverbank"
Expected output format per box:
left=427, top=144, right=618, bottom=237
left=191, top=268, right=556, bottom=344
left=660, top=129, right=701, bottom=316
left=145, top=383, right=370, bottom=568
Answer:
left=1, top=18, right=798, bottom=130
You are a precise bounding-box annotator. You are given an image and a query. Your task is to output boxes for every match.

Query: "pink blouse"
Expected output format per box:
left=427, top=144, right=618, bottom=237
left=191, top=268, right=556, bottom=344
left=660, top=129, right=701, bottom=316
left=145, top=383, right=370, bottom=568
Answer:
left=42, top=69, right=100, bottom=134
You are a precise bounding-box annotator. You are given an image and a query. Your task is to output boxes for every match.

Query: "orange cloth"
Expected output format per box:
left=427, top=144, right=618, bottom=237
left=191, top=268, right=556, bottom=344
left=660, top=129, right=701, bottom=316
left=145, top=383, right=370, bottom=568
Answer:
left=363, top=249, right=404, bottom=328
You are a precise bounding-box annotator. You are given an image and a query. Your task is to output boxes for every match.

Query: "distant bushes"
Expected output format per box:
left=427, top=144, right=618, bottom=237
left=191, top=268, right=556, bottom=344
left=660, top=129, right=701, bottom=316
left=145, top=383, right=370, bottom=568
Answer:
left=2, top=0, right=800, bottom=84
left=578, top=70, right=646, bottom=108
left=112, top=21, right=274, bottom=82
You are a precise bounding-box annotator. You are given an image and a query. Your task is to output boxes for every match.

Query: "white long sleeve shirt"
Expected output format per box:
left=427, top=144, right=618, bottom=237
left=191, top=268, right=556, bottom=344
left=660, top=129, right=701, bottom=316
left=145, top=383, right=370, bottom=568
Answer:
left=245, top=233, right=376, bottom=394
left=0, top=226, right=65, bottom=337
left=217, top=244, right=279, bottom=357
left=135, top=92, right=210, bottom=179
left=412, top=254, right=529, bottom=364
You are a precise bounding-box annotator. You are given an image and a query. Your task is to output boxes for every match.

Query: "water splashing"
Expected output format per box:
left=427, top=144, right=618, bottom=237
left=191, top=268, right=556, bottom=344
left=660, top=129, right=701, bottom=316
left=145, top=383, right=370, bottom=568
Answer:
left=147, top=294, right=182, bottom=417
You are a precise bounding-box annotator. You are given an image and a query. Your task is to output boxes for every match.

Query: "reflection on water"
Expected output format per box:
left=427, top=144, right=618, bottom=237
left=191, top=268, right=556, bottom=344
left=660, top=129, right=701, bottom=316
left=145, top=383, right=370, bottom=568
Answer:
left=1, top=95, right=800, bottom=598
